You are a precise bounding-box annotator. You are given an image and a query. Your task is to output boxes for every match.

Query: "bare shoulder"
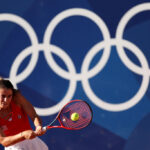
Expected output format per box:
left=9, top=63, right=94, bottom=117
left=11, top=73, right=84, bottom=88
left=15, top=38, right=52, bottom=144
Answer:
left=12, top=90, right=25, bottom=107
left=13, top=90, right=33, bottom=109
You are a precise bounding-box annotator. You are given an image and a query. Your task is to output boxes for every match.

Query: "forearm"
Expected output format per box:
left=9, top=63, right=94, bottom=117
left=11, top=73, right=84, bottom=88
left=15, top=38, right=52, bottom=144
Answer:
left=34, top=115, right=46, bottom=136
left=0, top=132, right=24, bottom=147
left=33, top=115, right=42, bottom=127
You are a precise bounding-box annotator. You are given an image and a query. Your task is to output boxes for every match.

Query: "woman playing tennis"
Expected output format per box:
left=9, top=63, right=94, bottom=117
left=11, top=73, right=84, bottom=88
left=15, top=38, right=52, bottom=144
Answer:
left=0, top=78, right=48, bottom=150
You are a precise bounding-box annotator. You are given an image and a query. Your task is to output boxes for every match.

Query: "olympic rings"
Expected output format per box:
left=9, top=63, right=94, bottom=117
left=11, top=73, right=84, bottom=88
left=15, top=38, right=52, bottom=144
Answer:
left=82, top=39, right=149, bottom=111
left=116, top=3, right=150, bottom=75
left=43, top=8, right=111, bottom=80
left=0, top=3, right=150, bottom=115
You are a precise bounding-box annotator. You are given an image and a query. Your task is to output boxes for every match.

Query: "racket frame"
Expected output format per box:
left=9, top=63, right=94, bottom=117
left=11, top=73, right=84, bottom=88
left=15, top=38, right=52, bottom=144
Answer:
left=43, top=100, right=93, bottom=131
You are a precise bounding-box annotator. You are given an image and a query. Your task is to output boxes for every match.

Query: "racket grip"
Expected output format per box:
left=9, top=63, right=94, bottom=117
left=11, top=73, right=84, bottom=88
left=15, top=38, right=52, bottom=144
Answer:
left=42, top=126, right=47, bottom=131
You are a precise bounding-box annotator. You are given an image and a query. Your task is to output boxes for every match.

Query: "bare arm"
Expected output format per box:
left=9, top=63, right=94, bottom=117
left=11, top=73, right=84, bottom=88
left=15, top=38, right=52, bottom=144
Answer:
left=0, top=128, right=24, bottom=147
left=13, top=91, right=45, bottom=135
left=14, top=91, right=42, bottom=128
left=0, top=128, right=36, bottom=147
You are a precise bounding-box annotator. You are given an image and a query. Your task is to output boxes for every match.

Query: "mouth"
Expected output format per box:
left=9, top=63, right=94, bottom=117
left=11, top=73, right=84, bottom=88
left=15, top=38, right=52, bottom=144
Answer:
left=1, top=103, right=9, bottom=107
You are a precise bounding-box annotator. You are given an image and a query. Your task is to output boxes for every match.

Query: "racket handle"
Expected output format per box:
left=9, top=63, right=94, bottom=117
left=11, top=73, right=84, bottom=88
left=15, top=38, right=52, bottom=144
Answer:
left=42, top=126, right=47, bottom=131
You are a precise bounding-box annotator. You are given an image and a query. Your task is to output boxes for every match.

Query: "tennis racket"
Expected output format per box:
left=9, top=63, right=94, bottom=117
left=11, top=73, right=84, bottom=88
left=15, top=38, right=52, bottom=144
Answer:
left=43, top=99, right=92, bottom=131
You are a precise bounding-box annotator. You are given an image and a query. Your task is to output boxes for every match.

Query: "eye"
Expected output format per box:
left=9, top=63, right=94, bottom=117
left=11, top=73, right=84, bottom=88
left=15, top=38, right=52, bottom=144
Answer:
left=8, top=95, right=12, bottom=99
left=1, top=95, right=6, bottom=99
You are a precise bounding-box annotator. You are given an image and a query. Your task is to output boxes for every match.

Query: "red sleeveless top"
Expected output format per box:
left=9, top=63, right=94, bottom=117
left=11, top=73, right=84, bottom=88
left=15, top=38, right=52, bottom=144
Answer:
left=0, top=100, right=32, bottom=136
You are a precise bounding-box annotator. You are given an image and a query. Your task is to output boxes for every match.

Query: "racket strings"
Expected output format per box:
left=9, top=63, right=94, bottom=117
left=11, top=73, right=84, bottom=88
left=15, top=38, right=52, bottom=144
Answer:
left=59, top=101, right=92, bottom=129
left=69, top=104, right=91, bottom=128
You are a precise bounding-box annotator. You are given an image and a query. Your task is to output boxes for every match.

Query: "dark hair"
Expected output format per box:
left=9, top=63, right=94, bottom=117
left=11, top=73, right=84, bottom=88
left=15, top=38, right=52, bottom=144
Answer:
left=0, top=78, right=15, bottom=92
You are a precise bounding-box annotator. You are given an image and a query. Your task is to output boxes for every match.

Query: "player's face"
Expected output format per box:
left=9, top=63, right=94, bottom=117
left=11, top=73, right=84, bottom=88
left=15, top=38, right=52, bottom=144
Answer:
left=0, top=88, right=13, bottom=109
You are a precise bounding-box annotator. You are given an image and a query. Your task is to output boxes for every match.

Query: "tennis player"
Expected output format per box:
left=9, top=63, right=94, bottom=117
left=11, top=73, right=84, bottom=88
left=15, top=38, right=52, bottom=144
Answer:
left=0, top=78, right=48, bottom=150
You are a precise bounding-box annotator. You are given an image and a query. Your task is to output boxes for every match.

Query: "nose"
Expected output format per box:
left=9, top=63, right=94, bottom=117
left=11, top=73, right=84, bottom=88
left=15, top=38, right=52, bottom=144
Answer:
left=3, top=97, right=8, bottom=102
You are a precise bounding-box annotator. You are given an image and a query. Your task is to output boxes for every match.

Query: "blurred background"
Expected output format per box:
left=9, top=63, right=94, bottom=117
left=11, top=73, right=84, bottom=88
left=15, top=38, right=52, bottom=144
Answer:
left=0, top=0, right=150, bottom=149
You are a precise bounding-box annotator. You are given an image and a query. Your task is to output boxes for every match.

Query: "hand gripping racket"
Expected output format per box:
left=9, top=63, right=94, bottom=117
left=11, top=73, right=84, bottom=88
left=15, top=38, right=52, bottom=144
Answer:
left=43, top=100, right=93, bottom=131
